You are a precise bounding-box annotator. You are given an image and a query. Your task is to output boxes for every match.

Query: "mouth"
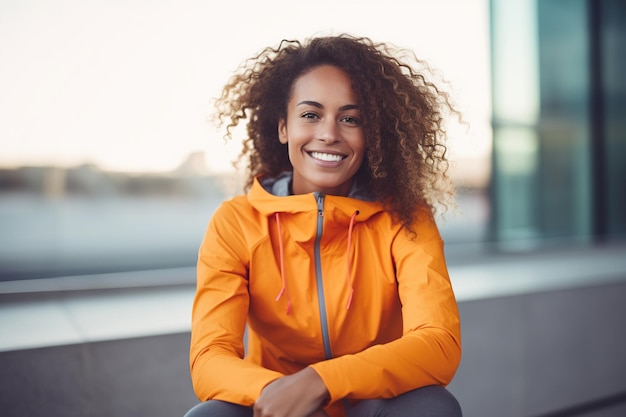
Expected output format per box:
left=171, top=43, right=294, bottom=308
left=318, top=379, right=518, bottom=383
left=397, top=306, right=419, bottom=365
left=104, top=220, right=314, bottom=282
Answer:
left=307, top=151, right=347, bottom=162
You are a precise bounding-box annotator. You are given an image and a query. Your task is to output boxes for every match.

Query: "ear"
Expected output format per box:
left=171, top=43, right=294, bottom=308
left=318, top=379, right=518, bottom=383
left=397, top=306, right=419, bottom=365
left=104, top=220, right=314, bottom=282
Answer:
left=278, top=119, right=288, bottom=144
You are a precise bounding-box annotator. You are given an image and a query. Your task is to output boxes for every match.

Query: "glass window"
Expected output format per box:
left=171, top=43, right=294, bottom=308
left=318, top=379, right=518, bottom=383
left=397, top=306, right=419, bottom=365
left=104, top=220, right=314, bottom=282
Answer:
left=603, top=0, right=626, bottom=238
left=490, top=0, right=593, bottom=249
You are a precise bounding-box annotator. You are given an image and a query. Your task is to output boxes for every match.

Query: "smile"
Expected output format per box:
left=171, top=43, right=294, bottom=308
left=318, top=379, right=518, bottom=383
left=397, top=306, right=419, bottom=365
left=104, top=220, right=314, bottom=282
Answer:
left=309, top=151, right=346, bottom=162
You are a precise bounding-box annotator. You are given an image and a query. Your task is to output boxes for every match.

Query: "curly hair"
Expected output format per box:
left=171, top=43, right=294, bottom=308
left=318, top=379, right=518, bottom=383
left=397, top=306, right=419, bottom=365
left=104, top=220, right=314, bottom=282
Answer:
left=213, top=34, right=460, bottom=232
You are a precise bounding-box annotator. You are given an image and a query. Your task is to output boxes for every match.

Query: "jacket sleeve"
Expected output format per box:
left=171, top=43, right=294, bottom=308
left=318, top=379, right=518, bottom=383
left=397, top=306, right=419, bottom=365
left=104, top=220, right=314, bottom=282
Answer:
left=189, top=202, right=283, bottom=405
left=309, top=212, right=461, bottom=402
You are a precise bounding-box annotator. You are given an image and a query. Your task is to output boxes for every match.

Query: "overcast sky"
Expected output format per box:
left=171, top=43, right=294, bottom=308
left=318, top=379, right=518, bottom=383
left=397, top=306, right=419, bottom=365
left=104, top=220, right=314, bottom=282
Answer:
left=0, top=0, right=490, bottom=174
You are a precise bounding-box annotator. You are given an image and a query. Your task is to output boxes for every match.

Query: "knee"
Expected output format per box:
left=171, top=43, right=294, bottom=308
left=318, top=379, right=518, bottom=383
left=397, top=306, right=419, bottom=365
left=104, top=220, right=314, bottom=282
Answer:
left=183, top=402, right=204, bottom=417
left=183, top=400, right=252, bottom=417
left=183, top=402, right=211, bottom=417
left=418, top=385, right=462, bottom=417
left=348, top=385, right=462, bottom=417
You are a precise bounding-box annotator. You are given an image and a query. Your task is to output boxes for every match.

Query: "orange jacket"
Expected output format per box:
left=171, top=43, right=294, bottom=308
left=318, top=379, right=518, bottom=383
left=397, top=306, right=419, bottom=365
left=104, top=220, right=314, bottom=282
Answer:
left=190, top=175, right=461, bottom=416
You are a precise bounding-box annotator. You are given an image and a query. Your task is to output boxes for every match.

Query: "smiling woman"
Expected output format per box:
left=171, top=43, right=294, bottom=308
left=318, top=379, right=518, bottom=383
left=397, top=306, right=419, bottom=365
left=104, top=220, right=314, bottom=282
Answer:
left=278, top=65, right=366, bottom=196
left=186, top=34, right=463, bottom=417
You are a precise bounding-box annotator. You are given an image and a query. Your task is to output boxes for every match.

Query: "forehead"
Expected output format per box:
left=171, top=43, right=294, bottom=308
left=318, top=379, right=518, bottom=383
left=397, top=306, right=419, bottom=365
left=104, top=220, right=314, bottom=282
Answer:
left=289, top=65, right=357, bottom=103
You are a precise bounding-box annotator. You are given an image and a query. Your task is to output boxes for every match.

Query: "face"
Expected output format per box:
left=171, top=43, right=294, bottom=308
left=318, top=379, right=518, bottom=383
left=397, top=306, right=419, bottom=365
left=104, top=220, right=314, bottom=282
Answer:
left=278, top=65, right=365, bottom=196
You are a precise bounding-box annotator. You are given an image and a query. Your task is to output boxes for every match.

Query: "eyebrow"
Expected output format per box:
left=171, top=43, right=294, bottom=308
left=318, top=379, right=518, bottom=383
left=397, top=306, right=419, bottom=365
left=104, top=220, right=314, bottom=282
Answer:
left=296, top=100, right=360, bottom=111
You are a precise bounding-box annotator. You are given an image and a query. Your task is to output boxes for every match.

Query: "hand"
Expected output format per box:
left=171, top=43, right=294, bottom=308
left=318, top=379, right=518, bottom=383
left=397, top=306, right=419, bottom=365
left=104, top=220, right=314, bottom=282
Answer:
left=253, top=367, right=330, bottom=417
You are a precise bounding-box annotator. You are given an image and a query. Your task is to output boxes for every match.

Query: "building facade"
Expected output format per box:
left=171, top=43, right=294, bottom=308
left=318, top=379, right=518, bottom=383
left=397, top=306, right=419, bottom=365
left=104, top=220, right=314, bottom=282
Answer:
left=489, top=0, right=626, bottom=249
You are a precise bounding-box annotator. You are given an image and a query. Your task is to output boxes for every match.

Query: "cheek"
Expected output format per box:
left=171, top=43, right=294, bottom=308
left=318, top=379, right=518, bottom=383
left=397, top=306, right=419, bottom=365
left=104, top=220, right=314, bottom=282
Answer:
left=353, top=135, right=366, bottom=160
left=286, top=140, right=303, bottom=164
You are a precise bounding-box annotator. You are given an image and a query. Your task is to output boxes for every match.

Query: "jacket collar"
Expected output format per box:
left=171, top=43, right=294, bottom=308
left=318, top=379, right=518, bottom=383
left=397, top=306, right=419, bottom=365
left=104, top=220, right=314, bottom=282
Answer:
left=248, top=172, right=383, bottom=221
left=261, top=172, right=376, bottom=201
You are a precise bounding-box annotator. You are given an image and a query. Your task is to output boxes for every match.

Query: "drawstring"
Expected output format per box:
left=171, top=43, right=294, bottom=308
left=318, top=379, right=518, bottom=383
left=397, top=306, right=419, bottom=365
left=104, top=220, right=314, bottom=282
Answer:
left=345, top=210, right=358, bottom=310
left=274, top=210, right=358, bottom=314
left=274, top=213, right=292, bottom=314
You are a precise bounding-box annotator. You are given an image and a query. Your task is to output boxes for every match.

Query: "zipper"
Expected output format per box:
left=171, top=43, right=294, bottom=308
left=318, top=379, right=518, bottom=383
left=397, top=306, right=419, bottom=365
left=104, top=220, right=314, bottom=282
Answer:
left=314, top=193, right=333, bottom=360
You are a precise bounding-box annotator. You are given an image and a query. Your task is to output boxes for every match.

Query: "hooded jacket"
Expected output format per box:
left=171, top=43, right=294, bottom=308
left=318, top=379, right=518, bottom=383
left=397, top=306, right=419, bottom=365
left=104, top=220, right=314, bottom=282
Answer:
left=190, top=174, right=461, bottom=417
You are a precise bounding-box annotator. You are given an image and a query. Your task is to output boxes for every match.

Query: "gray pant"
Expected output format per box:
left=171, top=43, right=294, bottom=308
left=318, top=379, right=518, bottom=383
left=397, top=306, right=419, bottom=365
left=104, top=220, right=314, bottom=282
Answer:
left=183, top=385, right=462, bottom=417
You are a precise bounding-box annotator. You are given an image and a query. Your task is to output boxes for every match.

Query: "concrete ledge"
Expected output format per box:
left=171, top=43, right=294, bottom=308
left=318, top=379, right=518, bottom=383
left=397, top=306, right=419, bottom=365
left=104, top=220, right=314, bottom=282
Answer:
left=2, top=279, right=625, bottom=417
left=0, top=286, right=195, bottom=352
left=1, top=244, right=626, bottom=416
left=1, top=244, right=625, bottom=353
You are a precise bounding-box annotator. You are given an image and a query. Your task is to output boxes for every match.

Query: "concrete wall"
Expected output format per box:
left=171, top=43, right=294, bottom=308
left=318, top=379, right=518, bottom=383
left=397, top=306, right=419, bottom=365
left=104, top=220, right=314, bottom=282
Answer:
left=449, top=280, right=626, bottom=416
left=2, top=281, right=626, bottom=417
left=0, top=333, right=196, bottom=417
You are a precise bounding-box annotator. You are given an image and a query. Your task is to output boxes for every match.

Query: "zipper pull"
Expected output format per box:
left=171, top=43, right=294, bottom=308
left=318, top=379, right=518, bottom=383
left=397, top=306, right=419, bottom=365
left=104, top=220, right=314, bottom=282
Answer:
left=316, top=193, right=325, bottom=217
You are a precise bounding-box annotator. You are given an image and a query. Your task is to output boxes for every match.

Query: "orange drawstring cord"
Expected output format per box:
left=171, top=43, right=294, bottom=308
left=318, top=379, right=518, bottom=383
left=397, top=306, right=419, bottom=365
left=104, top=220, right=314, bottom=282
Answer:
left=275, top=210, right=357, bottom=313
left=345, top=211, right=358, bottom=310
left=274, top=213, right=291, bottom=314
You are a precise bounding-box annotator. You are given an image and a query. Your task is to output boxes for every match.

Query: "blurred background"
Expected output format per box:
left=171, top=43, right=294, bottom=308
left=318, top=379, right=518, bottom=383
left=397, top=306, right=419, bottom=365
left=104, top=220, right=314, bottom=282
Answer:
left=0, top=0, right=492, bottom=281
left=0, top=0, right=625, bottom=416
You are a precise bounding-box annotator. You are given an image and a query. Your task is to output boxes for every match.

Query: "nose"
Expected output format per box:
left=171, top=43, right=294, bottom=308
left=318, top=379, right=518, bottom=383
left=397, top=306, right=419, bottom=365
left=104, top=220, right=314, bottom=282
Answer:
left=317, top=118, right=339, bottom=143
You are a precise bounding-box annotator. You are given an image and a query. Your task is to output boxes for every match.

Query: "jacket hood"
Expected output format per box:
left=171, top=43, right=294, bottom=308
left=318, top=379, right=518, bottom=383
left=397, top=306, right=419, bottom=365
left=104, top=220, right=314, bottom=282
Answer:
left=248, top=172, right=386, bottom=315
left=248, top=172, right=384, bottom=222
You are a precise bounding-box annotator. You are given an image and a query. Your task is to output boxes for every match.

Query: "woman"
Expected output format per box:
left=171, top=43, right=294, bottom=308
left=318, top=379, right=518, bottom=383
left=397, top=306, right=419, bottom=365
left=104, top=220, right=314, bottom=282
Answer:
left=185, top=34, right=462, bottom=417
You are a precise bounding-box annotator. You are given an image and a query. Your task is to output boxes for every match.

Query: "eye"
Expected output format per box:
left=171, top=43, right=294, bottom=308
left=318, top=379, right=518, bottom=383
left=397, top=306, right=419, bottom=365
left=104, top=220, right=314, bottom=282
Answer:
left=301, top=112, right=319, bottom=120
left=340, top=115, right=361, bottom=125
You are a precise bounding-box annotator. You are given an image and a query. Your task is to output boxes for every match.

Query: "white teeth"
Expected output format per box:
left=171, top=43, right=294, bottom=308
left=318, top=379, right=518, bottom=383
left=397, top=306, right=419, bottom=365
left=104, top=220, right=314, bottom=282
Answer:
left=310, top=152, right=344, bottom=162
